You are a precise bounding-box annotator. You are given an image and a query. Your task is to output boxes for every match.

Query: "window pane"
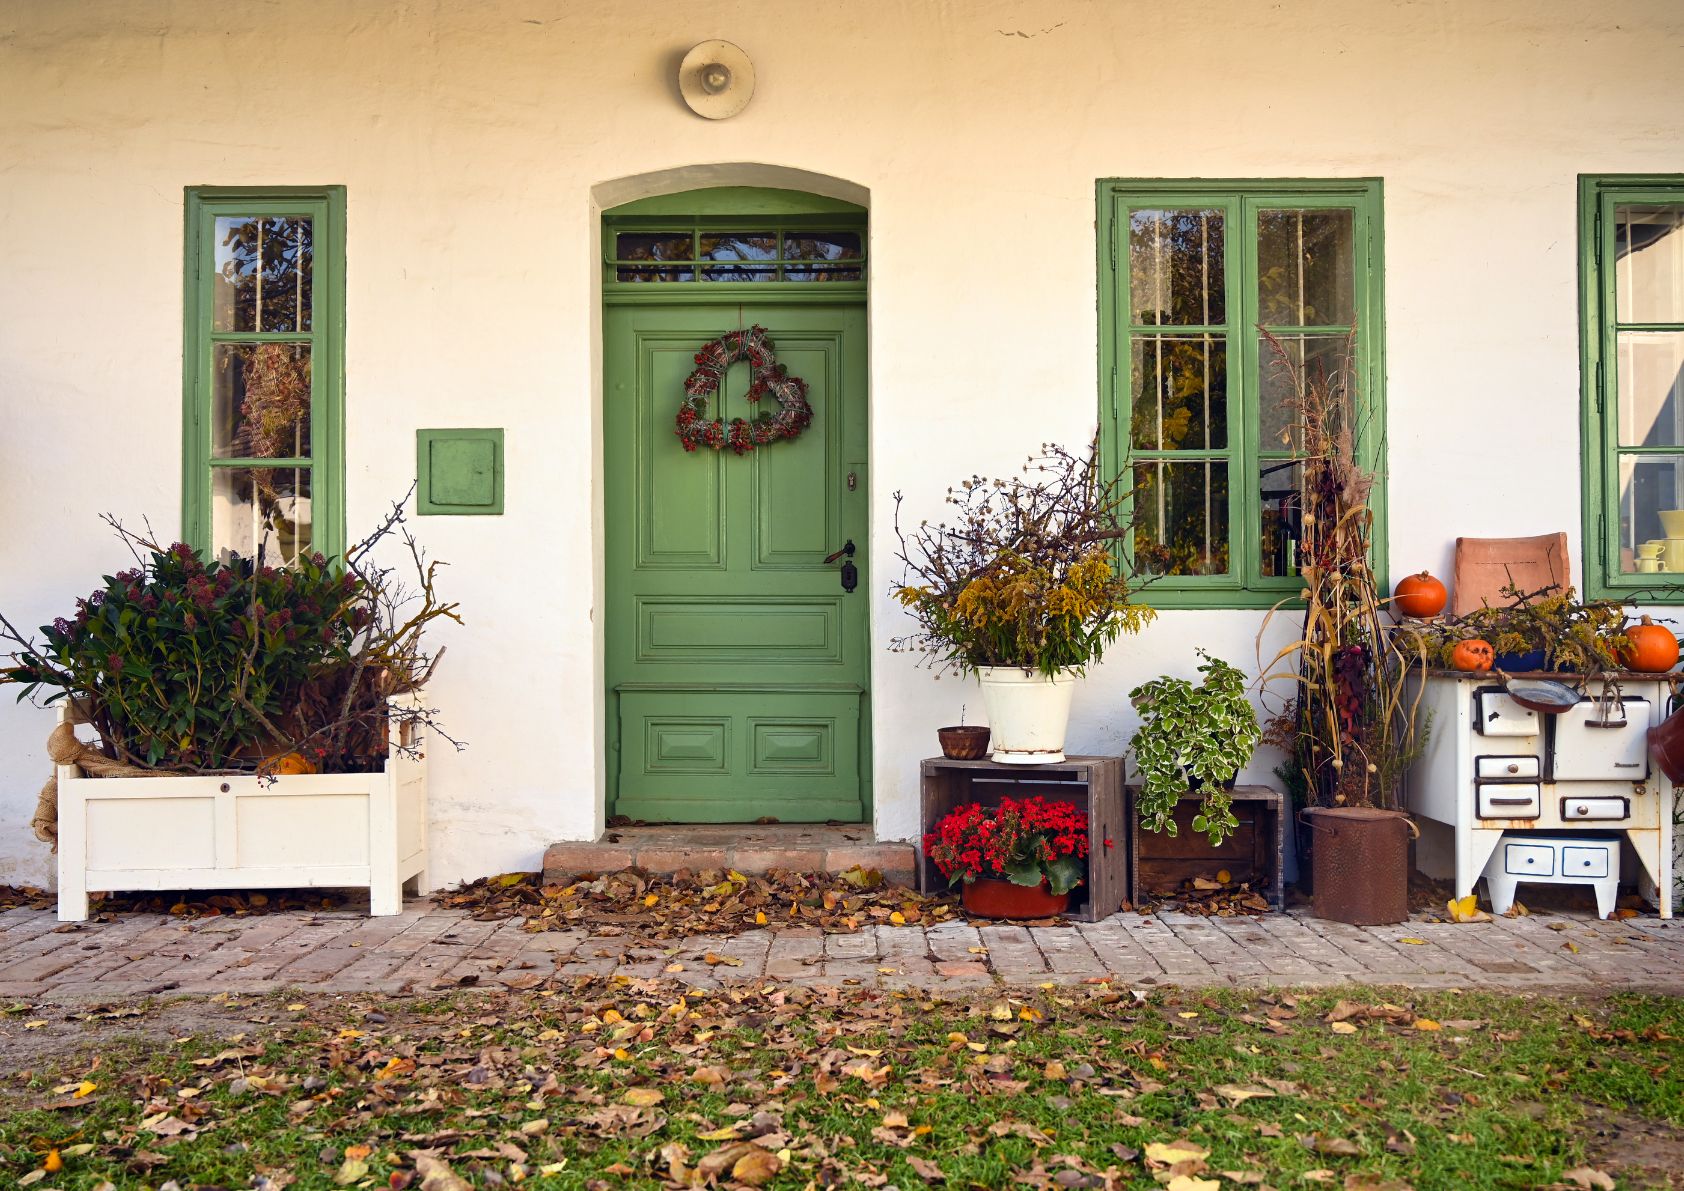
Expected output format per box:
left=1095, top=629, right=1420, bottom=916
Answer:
left=212, top=467, right=313, bottom=565
left=700, top=232, right=777, bottom=281
left=1128, top=209, right=1225, bottom=326
left=1617, top=454, right=1684, bottom=574
left=614, top=232, right=694, bottom=282
left=213, top=216, right=312, bottom=332
left=1133, top=460, right=1230, bottom=576
left=1259, top=333, right=1351, bottom=452
left=1617, top=331, right=1684, bottom=447
left=782, top=231, right=862, bottom=282
left=1257, top=208, right=1353, bottom=327
left=1130, top=335, right=1227, bottom=450
left=1616, top=204, right=1684, bottom=324
left=1259, top=459, right=1303, bottom=578
left=213, top=343, right=311, bottom=459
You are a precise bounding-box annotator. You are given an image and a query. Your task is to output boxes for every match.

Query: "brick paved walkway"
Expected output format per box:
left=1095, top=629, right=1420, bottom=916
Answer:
left=1, top=901, right=1678, bottom=1002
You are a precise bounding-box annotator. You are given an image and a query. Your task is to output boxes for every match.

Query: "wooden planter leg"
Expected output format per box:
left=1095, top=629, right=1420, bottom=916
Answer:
left=368, top=775, right=402, bottom=916
left=56, top=763, right=89, bottom=923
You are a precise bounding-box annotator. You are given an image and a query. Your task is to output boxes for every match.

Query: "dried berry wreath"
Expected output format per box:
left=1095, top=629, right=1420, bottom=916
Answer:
left=675, top=325, right=813, bottom=454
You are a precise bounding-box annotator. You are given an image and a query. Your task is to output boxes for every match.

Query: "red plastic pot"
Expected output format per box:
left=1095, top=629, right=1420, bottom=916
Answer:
left=961, top=876, right=1069, bottom=920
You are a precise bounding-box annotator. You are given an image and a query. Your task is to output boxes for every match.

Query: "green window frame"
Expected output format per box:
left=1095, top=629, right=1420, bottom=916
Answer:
left=182, top=185, right=346, bottom=563
left=1579, top=174, right=1684, bottom=601
left=1098, top=178, right=1387, bottom=609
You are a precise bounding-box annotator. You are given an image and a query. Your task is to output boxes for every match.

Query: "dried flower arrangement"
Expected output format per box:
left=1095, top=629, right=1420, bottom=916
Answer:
left=891, top=440, right=1156, bottom=677
left=1257, top=331, right=1425, bottom=810
left=1393, top=583, right=1634, bottom=676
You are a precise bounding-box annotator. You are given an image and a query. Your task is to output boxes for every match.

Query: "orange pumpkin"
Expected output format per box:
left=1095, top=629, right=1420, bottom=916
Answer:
left=1393, top=570, right=1448, bottom=619
left=268, top=751, right=317, bottom=776
left=1450, top=638, right=1495, bottom=673
left=1619, top=615, right=1680, bottom=673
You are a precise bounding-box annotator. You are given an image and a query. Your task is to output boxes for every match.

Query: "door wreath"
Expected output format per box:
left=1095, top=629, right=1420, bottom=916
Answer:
left=676, top=325, right=813, bottom=454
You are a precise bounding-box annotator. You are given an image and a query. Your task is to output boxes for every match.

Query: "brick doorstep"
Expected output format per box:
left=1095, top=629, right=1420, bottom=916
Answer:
left=542, top=826, right=916, bottom=884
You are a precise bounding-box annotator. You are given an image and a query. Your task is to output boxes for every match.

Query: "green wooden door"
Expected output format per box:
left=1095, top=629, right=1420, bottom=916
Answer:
left=604, top=301, right=869, bottom=822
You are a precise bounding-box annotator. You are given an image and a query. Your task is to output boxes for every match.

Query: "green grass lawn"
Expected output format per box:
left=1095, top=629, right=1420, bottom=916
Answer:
left=2, top=981, right=1680, bottom=1189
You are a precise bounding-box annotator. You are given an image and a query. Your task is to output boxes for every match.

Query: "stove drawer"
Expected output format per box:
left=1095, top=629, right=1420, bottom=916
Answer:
left=1562, top=845, right=1611, bottom=879
left=1476, top=755, right=1540, bottom=780
left=1503, top=842, right=1555, bottom=876
left=1477, top=783, right=1541, bottom=819
left=1560, top=796, right=1630, bottom=822
left=1475, top=690, right=1539, bottom=737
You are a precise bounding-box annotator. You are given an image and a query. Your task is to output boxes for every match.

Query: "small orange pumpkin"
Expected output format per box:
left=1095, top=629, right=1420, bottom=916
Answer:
left=268, top=751, right=317, bottom=776
left=1451, top=638, right=1495, bottom=673
left=1393, top=570, right=1448, bottom=619
left=1619, top=615, right=1680, bottom=673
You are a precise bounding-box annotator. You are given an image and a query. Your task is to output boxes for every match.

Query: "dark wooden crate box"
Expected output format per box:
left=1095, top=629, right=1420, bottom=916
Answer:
left=1129, top=784, right=1284, bottom=910
left=918, top=756, right=1128, bottom=922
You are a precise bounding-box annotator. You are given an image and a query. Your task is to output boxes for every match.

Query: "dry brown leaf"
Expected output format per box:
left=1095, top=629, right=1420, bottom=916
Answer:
left=410, top=1152, right=471, bottom=1191
left=908, top=1156, right=946, bottom=1182
left=1143, top=1141, right=1211, bottom=1167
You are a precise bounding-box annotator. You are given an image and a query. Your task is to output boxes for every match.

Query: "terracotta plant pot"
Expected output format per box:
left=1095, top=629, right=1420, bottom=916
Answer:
left=961, top=876, right=1070, bottom=920
left=937, top=725, right=991, bottom=760
left=1300, top=806, right=1413, bottom=926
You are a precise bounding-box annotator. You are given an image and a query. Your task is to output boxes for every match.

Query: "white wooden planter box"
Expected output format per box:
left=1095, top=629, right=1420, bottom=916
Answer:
left=55, top=696, right=429, bottom=921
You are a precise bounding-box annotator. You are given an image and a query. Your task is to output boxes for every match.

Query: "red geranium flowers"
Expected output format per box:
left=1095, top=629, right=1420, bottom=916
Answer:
left=924, top=795, right=1088, bottom=895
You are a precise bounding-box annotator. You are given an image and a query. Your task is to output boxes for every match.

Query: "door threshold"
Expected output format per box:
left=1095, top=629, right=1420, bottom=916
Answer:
left=542, top=823, right=915, bottom=885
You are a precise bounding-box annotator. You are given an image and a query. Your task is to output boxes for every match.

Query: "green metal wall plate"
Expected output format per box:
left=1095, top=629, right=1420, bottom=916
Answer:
left=416, top=428, right=504, bottom=515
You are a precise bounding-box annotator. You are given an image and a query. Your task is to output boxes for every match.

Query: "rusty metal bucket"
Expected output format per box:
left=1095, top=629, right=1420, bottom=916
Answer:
left=1300, top=807, right=1415, bottom=926
left=1649, top=704, right=1684, bottom=784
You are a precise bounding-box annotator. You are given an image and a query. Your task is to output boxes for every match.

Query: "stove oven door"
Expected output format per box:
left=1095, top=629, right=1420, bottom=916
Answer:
left=1552, top=697, right=1650, bottom=782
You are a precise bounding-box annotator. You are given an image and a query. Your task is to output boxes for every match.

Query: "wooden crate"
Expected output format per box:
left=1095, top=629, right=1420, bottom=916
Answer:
left=918, top=755, right=1128, bottom=922
left=1129, top=784, right=1284, bottom=910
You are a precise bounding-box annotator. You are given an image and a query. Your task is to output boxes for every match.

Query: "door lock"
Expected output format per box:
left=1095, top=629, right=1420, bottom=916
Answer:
left=825, top=540, right=858, bottom=593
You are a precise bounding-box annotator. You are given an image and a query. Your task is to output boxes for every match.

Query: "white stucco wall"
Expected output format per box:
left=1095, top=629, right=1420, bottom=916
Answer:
left=1, top=0, right=1681, bottom=887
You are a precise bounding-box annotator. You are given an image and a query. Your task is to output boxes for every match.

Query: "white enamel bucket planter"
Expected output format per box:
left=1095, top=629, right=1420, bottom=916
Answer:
left=54, top=692, right=430, bottom=921
left=976, top=666, right=1076, bottom=765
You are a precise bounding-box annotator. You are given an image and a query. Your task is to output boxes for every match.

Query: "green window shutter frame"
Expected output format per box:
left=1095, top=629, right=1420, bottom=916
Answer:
left=1578, top=174, right=1684, bottom=603
left=417, top=428, right=505, bottom=515
left=1096, top=178, right=1387, bottom=610
left=181, top=185, right=347, bottom=562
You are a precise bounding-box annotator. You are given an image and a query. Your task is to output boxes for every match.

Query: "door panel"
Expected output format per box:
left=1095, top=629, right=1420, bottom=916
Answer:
left=605, top=303, right=868, bottom=822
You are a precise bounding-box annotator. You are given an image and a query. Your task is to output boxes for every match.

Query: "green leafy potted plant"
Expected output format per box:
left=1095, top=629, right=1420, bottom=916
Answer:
left=1129, top=652, right=1261, bottom=846
left=893, top=441, right=1155, bottom=764
left=923, top=794, right=1089, bottom=918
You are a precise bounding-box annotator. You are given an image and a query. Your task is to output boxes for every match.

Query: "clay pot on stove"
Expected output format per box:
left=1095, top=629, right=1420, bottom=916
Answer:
left=1299, top=806, right=1416, bottom=926
left=937, top=725, right=991, bottom=760
left=961, top=876, right=1069, bottom=920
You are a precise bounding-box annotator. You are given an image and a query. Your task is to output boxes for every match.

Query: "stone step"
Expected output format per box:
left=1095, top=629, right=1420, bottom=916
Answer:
left=542, top=824, right=918, bottom=886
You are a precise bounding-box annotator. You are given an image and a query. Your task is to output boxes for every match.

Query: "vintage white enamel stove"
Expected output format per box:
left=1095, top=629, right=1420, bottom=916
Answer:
left=1405, top=671, right=1675, bottom=918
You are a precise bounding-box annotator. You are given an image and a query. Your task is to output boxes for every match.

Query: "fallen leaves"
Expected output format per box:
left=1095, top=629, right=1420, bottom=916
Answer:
left=1446, top=894, right=1492, bottom=923
left=437, top=866, right=956, bottom=937
left=1138, top=875, right=1271, bottom=917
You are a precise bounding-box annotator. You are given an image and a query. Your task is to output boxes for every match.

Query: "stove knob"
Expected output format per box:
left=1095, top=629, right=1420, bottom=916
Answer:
left=1575, top=803, right=1589, bottom=816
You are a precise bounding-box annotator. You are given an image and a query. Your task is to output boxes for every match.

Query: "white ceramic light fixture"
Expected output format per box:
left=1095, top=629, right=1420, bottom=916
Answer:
left=680, top=40, right=754, bottom=119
